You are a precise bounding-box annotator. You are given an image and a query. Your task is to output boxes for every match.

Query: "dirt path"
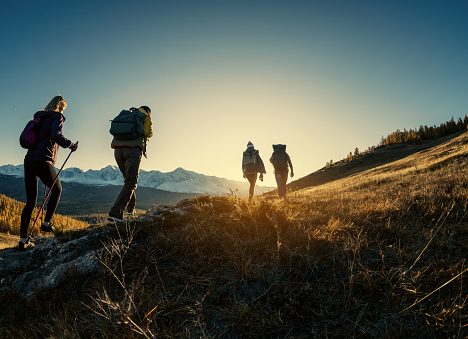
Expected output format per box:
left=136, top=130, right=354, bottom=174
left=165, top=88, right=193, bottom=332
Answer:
left=0, top=232, right=19, bottom=249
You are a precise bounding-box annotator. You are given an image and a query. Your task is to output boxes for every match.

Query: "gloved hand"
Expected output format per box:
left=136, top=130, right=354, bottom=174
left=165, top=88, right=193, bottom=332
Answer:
left=69, top=142, right=79, bottom=152
left=259, top=173, right=264, bottom=181
left=290, top=172, right=294, bottom=178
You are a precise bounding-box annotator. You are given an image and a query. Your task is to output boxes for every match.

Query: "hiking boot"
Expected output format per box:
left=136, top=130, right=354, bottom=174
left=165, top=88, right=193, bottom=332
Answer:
left=41, top=222, right=57, bottom=233
left=107, top=215, right=124, bottom=223
left=18, top=238, right=35, bottom=251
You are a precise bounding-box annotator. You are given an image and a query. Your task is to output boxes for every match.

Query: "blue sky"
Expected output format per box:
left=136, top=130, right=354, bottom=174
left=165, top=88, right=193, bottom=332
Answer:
left=1, top=0, right=467, bottom=185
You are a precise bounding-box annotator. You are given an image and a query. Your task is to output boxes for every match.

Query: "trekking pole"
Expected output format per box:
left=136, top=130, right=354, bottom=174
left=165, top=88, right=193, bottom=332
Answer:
left=27, top=142, right=78, bottom=240
left=40, top=183, right=46, bottom=226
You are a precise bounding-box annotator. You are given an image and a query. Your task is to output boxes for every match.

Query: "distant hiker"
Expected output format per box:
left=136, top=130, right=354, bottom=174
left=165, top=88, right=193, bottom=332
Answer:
left=270, top=144, right=294, bottom=199
left=108, top=106, right=153, bottom=222
left=242, top=141, right=266, bottom=200
left=19, top=95, right=79, bottom=250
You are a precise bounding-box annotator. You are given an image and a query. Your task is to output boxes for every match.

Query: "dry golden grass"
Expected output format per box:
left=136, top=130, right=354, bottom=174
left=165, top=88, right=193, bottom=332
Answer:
left=1, top=132, right=466, bottom=337
left=0, top=194, right=88, bottom=236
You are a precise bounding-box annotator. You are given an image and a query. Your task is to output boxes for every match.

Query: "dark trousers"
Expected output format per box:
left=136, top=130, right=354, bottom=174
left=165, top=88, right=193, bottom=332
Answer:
left=20, top=160, right=62, bottom=238
left=275, top=171, right=288, bottom=198
left=109, top=147, right=142, bottom=219
left=245, top=173, right=257, bottom=199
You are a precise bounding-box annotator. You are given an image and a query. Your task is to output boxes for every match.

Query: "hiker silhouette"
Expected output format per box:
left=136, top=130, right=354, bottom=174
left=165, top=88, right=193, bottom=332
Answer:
left=242, top=141, right=266, bottom=200
left=108, top=106, right=153, bottom=222
left=270, top=144, right=294, bottom=199
left=19, top=95, right=78, bottom=250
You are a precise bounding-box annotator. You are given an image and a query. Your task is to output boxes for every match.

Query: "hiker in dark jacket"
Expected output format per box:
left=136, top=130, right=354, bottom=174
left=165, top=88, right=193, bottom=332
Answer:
left=242, top=141, right=266, bottom=200
left=108, top=106, right=153, bottom=222
left=270, top=144, right=294, bottom=199
left=19, top=95, right=78, bottom=250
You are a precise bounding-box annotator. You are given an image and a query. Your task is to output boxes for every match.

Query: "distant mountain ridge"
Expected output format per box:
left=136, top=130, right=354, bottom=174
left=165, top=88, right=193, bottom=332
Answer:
left=0, top=165, right=273, bottom=196
left=0, top=174, right=199, bottom=216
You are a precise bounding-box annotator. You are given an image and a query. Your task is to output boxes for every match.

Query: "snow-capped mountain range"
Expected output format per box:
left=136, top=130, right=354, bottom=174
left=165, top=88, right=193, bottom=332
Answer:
left=0, top=164, right=273, bottom=195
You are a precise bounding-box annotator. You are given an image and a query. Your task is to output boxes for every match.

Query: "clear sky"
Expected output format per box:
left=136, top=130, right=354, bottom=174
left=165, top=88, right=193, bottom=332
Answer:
left=1, top=0, right=467, bottom=186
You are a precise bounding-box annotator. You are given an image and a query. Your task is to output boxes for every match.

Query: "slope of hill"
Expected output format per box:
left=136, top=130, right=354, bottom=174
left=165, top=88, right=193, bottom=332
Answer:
left=287, top=132, right=464, bottom=192
left=0, top=194, right=87, bottom=236
left=0, top=132, right=466, bottom=337
left=0, top=165, right=274, bottom=196
left=0, top=174, right=199, bottom=216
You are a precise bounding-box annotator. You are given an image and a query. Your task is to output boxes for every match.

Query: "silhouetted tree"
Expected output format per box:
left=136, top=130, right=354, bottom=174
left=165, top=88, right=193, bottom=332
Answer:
left=380, top=114, right=466, bottom=146
left=330, top=115, right=466, bottom=170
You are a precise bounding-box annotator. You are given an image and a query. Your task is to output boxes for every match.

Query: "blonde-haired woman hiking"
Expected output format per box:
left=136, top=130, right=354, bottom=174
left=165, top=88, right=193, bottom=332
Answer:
left=19, top=95, right=78, bottom=250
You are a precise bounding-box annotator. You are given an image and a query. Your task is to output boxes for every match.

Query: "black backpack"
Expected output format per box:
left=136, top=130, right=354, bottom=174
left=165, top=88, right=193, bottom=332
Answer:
left=242, top=150, right=258, bottom=173
left=271, top=144, right=288, bottom=171
left=109, top=108, right=145, bottom=140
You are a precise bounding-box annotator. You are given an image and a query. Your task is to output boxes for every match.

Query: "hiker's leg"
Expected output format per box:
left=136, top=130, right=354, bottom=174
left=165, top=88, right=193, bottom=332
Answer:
left=109, top=148, right=128, bottom=218
left=110, top=148, right=141, bottom=218
left=127, top=191, right=136, bottom=212
left=282, top=172, right=289, bottom=198
left=275, top=172, right=283, bottom=198
left=123, top=149, right=141, bottom=208
left=122, top=149, right=141, bottom=212
left=125, top=148, right=137, bottom=212
left=276, top=171, right=287, bottom=198
left=115, top=148, right=127, bottom=178
left=278, top=174, right=285, bottom=198
left=20, top=161, right=38, bottom=238
left=246, top=173, right=257, bottom=199
left=37, top=163, right=62, bottom=222
left=115, top=150, right=136, bottom=212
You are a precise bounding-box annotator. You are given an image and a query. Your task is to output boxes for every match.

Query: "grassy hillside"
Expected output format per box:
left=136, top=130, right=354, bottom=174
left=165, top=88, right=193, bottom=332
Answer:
left=287, top=132, right=464, bottom=192
left=0, top=194, right=87, bottom=236
left=0, top=132, right=466, bottom=337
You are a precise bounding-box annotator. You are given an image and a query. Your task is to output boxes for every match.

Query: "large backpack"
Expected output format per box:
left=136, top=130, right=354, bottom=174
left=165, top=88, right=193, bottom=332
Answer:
left=109, top=108, right=145, bottom=140
left=242, top=150, right=258, bottom=173
left=19, top=117, right=43, bottom=149
left=271, top=144, right=288, bottom=171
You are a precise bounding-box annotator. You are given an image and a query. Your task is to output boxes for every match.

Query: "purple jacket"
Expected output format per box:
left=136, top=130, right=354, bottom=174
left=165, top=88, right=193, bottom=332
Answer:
left=25, top=111, right=72, bottom=165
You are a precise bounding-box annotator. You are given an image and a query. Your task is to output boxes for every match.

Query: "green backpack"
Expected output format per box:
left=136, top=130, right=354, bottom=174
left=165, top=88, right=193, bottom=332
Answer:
left=109, top=108, right=145, bottom=140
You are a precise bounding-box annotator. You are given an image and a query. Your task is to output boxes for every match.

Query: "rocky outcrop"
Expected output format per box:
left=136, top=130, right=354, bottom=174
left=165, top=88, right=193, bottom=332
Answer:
left=0, top=201, right=200, bottom=299
left=0, top=226, right=111, bottom=298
